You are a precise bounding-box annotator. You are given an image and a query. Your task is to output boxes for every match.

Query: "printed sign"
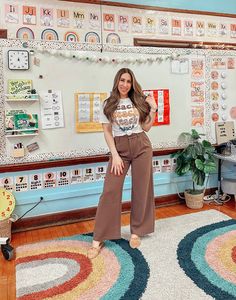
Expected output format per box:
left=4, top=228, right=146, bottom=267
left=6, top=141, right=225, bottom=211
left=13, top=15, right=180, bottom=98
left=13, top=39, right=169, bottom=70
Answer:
left=14, top=175, right=28, bottom=192
left=44, top=172, right=56, bottom=188
left=118, top=15, right=129, bottom=32
left=83, top=167, right=95, bottom=183
left=70, top=169, right=83, bottom=184
left=29, top=173, right=43, bottom=190
left=0, top=177, right=14, bottom=191
left=57, top=9, right=69, bottom=27
left=57, top=170, right=70, bottom=186
left=40, top=8, right=53, bottom=26
left=5, top=4, right=19, bottom=23
left=23, top=6, right=36, bottom=25
left=103, top=13, right=115, bottom=31
left=95, top=166, right=107, bottom=181
left=152, top=159, right=161, bottom=173
left=172, top=19, right=181, bottom=36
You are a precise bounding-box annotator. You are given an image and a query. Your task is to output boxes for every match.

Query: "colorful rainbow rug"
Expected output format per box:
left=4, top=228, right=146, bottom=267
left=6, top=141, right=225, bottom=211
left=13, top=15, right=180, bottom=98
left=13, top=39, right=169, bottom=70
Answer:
left=16, top=210, right=236, bottom=300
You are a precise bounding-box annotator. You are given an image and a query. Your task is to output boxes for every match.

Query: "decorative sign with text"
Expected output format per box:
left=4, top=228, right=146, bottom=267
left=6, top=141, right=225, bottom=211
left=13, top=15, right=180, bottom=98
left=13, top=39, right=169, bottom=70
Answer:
left=143, top=89, right=170, bottom=126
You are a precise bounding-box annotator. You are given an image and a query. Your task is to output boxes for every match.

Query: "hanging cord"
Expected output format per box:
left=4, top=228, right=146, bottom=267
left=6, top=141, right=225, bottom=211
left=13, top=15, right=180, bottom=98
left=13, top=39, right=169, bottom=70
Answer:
left=15, top=197, right=44, bottom=222
left=99, top=1, right=103, bottom=53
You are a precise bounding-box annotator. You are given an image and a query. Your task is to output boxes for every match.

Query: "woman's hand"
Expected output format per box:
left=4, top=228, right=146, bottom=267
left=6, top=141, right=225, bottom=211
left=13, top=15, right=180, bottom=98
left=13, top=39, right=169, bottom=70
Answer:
left=111, top=153, right=124, bottom=176
left=145, top=95, right=157, bottom=111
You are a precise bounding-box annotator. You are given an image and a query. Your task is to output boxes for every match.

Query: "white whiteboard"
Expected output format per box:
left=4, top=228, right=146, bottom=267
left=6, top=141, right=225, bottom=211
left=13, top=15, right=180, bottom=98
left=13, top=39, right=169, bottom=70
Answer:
left=1, top=40, right=236, bottom=164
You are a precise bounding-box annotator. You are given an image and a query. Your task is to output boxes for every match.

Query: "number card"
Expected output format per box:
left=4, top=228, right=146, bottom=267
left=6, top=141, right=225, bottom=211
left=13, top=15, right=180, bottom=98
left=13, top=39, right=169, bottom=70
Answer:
left=70, top=169, right=83, bottom=184
left=14, top=175, right=28, bottom=192
left=82, top=167, right=95, bottom=183
left=30, top=173, right=43, bottom=190
left=57, top=170, right=70, bottom=186
left=152, top=159, right=161, bottom=173
left=161, top=158, right=172, bottom=172
left=43, top=172, right=56, bottom=188
left=95, top=165, right=107, bottom=181
left=0, top=177, right=14, bottom=191
left=171, top=158, right=177, bottom=172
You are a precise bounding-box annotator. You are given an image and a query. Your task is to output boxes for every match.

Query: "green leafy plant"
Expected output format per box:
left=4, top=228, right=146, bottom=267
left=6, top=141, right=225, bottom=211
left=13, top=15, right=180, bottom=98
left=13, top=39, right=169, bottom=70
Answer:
left=172, top=129, right=216, bottom=194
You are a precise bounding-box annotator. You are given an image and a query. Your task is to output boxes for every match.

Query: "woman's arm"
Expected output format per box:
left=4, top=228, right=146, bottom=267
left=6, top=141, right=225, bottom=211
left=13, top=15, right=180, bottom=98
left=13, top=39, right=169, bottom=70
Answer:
left=141, top=110, right=157, bottom=132
left=103, top=123, right=124, bottom=176
left=141, top=95, right=158, bottom=132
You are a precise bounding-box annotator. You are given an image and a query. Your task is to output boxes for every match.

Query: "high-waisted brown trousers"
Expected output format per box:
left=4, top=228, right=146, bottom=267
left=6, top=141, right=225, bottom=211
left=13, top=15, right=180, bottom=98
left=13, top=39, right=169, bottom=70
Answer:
left=93, top=131, right=155, bottom=241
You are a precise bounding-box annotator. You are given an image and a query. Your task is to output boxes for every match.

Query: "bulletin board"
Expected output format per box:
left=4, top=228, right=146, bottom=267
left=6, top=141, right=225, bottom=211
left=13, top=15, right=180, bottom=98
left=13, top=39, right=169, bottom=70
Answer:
left=0, top=39, right=236, bottom=165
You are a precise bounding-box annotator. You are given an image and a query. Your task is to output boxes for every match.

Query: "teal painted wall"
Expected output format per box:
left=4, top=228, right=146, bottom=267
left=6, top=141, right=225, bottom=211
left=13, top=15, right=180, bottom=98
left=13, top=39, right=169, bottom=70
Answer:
left=2, top=156, right=236, bottom=219
left=105, top=0, right=236, bottom=14
left=1, top=155, right=227, bottom=219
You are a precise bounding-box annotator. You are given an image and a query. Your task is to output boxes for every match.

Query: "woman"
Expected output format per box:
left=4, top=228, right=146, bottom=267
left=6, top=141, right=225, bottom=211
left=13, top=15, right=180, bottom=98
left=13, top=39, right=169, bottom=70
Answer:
left=88, top=68, right=157, bottom=259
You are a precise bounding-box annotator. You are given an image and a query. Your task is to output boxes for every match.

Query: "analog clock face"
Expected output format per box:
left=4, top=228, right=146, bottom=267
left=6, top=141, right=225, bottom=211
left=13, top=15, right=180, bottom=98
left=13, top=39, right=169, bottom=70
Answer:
left=0, top=188, right=15, bottom=220
left=8, top=50, right=30, bottom=70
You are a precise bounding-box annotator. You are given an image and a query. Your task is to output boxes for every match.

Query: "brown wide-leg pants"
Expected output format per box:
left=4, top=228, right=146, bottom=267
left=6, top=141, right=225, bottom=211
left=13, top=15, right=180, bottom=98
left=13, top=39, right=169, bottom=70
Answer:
left=93, top=131, right=155, bottom=241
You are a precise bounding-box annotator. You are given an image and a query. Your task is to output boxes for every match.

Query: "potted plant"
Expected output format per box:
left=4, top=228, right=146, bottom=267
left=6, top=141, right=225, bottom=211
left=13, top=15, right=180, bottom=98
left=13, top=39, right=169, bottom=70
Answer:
left=172, top=129, right=216, bottom=209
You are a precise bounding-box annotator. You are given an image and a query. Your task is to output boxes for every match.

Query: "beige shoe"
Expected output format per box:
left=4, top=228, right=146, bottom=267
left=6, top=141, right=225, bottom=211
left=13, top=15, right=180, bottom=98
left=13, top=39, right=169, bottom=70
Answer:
left=87, top=242, right=104, bottom=259
left=129, top=236, right=141, bottom=249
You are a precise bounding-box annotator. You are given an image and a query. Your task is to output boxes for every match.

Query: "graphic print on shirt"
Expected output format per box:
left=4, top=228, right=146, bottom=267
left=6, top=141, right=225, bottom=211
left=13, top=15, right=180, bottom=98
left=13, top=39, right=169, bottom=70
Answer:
left=113, top=102, right=139, bottom=134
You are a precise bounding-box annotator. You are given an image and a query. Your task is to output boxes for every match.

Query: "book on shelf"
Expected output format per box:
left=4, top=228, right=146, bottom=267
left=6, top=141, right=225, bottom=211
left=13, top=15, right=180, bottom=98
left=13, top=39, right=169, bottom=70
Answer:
left=5, top=110, right=39, bottom=135
left=7, top=79, right=33, bottom=100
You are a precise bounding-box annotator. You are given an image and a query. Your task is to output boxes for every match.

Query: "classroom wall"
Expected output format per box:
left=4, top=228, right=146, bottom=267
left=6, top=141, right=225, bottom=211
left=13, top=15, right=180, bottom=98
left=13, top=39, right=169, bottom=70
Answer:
left=1, top=0, right=236, bottom=45
left=1, top=0, right=236, bottom=219
left=1, top=158, right=223, bottom=218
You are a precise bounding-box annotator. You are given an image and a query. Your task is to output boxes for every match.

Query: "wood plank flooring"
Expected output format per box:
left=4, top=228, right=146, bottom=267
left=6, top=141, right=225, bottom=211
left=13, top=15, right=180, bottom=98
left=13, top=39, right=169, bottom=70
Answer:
left=1, top=200, right=236, bottom=300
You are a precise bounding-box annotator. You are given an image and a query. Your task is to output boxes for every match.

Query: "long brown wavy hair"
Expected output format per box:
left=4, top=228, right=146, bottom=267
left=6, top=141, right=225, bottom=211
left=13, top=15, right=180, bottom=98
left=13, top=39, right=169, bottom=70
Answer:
left=103, top=68, right=150, bottom=123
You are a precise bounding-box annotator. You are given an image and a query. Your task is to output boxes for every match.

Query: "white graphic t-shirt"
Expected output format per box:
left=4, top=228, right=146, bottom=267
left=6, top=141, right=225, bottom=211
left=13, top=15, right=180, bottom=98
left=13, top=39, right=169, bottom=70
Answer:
left=99, top=98, right=143, bottom=136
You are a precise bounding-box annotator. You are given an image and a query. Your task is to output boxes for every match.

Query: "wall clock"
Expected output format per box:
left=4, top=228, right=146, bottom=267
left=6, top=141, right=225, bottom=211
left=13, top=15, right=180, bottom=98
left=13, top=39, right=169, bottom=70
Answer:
left=0, top=188, right=15, bottom=220
left=8, top=50, right=30, bottom=70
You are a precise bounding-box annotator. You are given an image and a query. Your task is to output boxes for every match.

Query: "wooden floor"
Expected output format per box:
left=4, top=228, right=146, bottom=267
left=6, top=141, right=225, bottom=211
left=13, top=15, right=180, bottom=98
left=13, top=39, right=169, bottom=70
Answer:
left=1, top=200, right=236, bottom=300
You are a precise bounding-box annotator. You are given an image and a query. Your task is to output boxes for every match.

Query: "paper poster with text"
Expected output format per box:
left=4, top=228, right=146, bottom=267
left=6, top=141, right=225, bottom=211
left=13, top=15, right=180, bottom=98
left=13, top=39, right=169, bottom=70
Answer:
left=230, top=24, right=236, bottom=38
left=191, top=82, right=205, bottom=103
left=57, top=9, right=70, bottom=27
left=118, top=15, right=129, bottom=32
left=5, top=4, right=19, bottom=23
left=143, top=89, right=170, bottom=126
left=159, top=17, right=169, bottom=34
left=191, top=106, right=204, bottom=127
left=40, top=8, right=53, bottom=26
left=196, top=21, right=205, bottom=36
left=172, top=19, right=181, bottom=36
left=29, top=173, right=43, bottom=190
left=14, top=175, right=28, bottom=192
left=23, top=6, right=36, bottom=25
left=191, top=59, right=204, bottom=79
left=184, top=20, right=193, bottom=36
left=73, top=10, right=85, bottom=29
left=145, top=17, right=156, bottom=33
left=103, top=13, right=115, bottom=31
left=132, top=16, right=143, bottom=33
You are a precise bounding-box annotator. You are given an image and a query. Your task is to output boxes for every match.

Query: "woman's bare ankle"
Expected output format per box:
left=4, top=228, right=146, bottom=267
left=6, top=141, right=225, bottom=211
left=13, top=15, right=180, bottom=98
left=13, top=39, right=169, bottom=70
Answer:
left=92, top=240, right=102, bottom=248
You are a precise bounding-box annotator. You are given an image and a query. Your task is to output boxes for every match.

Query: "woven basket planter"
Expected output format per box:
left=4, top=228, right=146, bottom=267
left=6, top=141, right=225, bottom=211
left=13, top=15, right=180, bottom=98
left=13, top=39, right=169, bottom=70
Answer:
left=0, top=218, right=12, bottom=241
left=184, top=190, right=204, bottom=209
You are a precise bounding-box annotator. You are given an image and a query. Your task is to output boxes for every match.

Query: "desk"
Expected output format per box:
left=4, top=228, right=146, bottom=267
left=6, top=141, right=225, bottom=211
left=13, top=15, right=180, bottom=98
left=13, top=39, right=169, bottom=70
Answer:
left=214, top=153, right=236, bottom=201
